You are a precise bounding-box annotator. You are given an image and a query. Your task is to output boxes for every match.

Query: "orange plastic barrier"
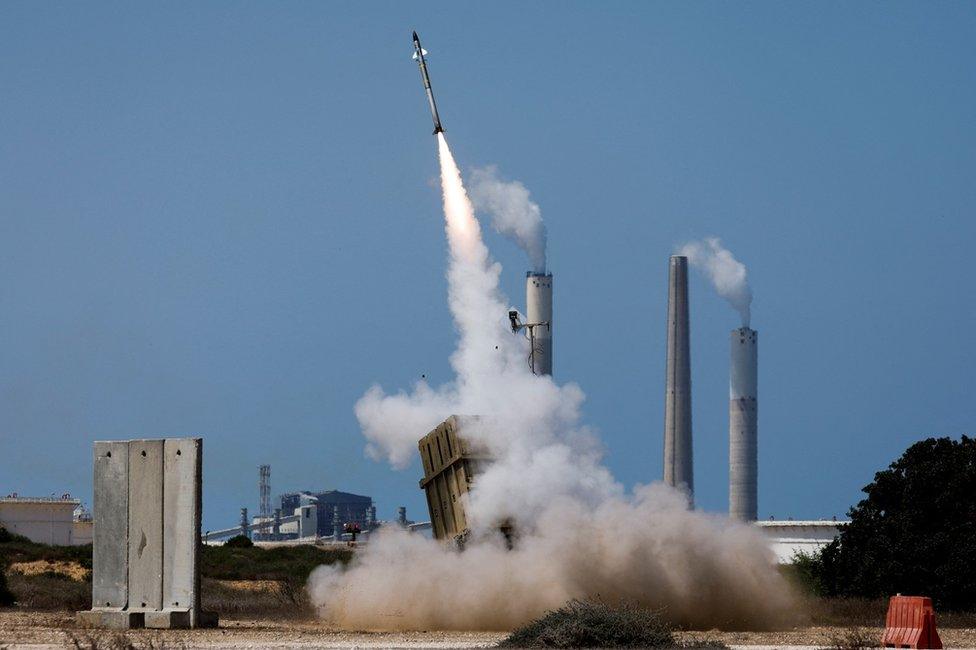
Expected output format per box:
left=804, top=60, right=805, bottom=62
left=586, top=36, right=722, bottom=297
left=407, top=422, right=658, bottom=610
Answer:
left=882, top=595, right=943, bottom=649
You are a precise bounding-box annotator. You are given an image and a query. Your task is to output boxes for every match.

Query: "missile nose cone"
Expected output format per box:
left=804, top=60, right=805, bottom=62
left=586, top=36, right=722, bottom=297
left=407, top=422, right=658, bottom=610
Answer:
left=412, top=31, right=419, bottom=43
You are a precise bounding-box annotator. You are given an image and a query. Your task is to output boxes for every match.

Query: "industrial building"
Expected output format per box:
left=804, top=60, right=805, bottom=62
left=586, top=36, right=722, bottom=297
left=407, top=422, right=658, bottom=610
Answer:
left=268, top=502, right=319, bottom=540
left=756, top=519, right=846, bottom=563
left=278, top=490, right=373, bottom=538
left=73, top=503, right=93, bottom=545
left=0, top=495, right=92, bottom=546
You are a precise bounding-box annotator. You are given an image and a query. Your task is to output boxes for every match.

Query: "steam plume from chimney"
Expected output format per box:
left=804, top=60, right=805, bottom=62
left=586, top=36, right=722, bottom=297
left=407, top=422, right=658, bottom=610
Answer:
left=678, top=238, right=753, bottom=327
left=468, top=165, right=547, bottom=273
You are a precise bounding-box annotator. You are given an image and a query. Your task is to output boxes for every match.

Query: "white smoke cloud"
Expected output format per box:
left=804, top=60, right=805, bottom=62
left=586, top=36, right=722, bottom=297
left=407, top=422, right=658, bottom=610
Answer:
left=310, top=487, right=794, bottom=631
left=355, top=137, right=577, bottom=472
left=312, top=136, right=794, bottom=631
left=678, top=238, right=753, bottom=327
left=468, top=166, right=547, bottom=273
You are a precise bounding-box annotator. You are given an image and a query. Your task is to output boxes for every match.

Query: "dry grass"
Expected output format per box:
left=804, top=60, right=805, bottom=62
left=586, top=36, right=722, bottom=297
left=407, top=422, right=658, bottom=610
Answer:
left=807, top=596, right=976, bottom=629
left=5, top=570, right=91, bottom=610
left=2, top=567, right=313, bottom=619
left=806, top=597, right=887, bottom=627
left=9, top=560, right=90, bottom=581
left=819, top=626, right=880, bottom=649
left=201, top=577, right=314, bottom=619
left=6, top=560, right=91, bottom=610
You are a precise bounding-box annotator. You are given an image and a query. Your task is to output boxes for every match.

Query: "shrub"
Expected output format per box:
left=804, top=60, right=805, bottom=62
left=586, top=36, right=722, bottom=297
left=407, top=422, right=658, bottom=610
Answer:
left=499, top=599, right=676, bottom=648
left=201, top=544, right=351, bottom=582
left=807, top=436, right=976, bottom=610
left=0, top=532, right=92, bottom=570
left=786, top=550, right=828, bottom=596
left=224, top=534, right=254, bottom=548
left=0, top=569, right=15, bottom=607
left=5, top=571, right=91, bottom=610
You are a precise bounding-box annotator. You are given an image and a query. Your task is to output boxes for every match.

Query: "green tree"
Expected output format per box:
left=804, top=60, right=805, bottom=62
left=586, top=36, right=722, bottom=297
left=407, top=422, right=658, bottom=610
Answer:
left=0, top=525, right=14, bottom=606
left=812, top=436, right=976, bottom=609
left=224, top=534, right=254, bottom=548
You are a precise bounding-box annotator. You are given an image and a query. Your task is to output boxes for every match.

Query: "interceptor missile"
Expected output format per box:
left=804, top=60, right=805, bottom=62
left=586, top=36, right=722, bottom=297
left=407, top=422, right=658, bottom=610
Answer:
left=412, top=31, right=444, bottom=135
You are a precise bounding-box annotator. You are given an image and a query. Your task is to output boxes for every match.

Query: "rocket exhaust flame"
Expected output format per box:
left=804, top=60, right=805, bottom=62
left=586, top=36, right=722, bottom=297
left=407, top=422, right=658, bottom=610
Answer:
left=310, top=132, right=796, bottom=629
left=437, top=134, right=481, bottom=261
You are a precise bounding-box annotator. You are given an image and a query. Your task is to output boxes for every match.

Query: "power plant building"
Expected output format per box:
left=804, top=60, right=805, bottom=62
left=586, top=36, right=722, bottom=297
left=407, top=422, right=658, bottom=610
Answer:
left=278, top=490, right=372, bottom=538
left=663, top=255, right=693, bottom=503
left=730, top=327, right=759, bottom=521
left=756, top=520, right=845, bottom=563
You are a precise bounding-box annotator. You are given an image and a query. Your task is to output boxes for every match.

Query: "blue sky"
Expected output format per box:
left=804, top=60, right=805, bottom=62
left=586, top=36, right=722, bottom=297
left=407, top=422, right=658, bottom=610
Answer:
left=1, top=3, right=973, bottom=529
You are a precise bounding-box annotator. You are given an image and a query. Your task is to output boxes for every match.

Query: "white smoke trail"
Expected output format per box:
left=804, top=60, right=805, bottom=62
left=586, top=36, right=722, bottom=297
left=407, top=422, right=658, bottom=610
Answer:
left=356, top=135, right=578, bottom=470
left=468, top=165, right=547, bottom=273
left=314, top=135, right=794, bottom=631
left=678, top=238, right=753, bottom=327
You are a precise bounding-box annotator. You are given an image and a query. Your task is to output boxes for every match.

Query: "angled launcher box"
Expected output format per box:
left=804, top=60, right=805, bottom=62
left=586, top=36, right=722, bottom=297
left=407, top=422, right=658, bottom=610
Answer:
left=418, top=416, right=511, bottom=547
left=78, top=438, right=217, bottom=629
left=418, top=416, right=485, bottom=543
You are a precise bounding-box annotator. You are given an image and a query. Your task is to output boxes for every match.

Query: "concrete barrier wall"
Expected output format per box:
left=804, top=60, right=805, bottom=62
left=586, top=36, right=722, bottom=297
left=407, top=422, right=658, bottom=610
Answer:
left=80, top=438, right=214, bottom=630
left=92, top=441, right=130, bottom=609
left=128, top=440, right=164, bottom=611
left=162, top=438, right=201, bottom=624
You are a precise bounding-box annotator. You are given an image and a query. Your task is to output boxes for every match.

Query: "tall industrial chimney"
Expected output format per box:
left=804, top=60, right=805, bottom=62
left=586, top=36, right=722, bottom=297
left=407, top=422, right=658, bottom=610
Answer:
left=663, top=255, right=693, bottom=503
left=332, top=505, right=342, bottom=540
left=239, top=507, right=249, bottom=539
left=525, top=272, right=553, bottom=376
left=258, top=464, right=270, bottom=540
left=729, top=327, right=758, bottom=521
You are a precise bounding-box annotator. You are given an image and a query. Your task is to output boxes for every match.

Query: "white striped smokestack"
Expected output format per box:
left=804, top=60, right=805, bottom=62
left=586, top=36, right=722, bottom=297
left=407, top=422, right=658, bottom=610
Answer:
left=729, top=327, right=758, bottom=521
left=525, top=271, right=553, bottom=376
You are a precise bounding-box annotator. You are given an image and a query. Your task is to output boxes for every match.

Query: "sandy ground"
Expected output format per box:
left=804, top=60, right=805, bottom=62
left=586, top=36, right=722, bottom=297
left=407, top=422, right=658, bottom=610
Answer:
left=3, top=610, right=976, bottom=649
left=3, top=611, right=504, bottom=649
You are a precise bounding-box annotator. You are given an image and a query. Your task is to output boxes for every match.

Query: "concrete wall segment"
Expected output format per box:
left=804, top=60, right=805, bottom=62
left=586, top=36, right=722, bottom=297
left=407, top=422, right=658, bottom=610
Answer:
left=127, top=440, right=164, bottom=611
left=92, top=441, right=130, bottom=609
